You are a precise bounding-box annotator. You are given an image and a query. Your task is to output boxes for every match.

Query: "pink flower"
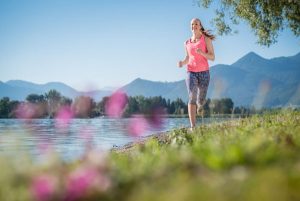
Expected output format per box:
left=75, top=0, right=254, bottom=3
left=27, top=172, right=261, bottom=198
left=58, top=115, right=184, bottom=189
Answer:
left=127, top=115, right=148, bottom=137
left=148, top=107, right=166, bottom=129
left=65, top=167, right=110, bottom=200
left=105, top=90, right=128, bottom=118
left=56, top=106, right=74, bottom=120
left=31, top=175, right=56, bottom=201
left=55, top=106, right=74, bottom=128
left=65, top=168, right=97, bottom=200
left=15, top=103, right=38, bottom=119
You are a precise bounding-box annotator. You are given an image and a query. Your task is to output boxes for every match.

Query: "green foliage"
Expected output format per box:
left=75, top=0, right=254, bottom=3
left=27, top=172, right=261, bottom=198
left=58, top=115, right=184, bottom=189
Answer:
left=209, top=98, right=234, bottom=114
left=0, top=92, right=276, bottom=119
left=26, top=94, right=46, bottom=104
left=45, top=89, right=62, bottom=118
left=0, top=97, right=19, bottom=118
left=122, top=96, right=235, bottom=117
left=197, top=0, right=300, bottom=46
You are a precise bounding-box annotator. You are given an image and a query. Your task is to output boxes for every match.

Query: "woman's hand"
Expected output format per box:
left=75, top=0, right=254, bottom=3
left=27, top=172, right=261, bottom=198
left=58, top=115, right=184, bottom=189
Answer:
left=177, top=61, right=183, bottom=68
left=196, top=45, right=215, bottom=61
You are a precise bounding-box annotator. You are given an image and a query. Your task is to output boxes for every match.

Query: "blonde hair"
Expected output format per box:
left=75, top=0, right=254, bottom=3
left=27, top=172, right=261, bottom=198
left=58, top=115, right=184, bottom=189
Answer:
left=193, top=18, right=215, bottom=40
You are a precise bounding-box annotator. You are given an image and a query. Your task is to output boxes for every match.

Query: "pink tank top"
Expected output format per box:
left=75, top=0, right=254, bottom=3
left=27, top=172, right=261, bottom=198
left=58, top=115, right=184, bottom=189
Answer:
left=185, top=35, right=209, bottom=72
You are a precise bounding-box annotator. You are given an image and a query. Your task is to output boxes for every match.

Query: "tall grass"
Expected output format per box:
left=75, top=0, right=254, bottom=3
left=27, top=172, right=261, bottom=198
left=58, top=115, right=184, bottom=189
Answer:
left=0, top=110, right=299, bottom=201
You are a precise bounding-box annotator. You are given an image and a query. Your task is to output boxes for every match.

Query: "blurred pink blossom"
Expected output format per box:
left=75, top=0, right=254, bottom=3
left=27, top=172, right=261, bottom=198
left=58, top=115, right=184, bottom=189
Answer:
left=105, top=90, right=128, bottom=118
left=55, top=106, right=74, bottom=128
left=127, top=115, right=148, bottom=137
left=15, top=103, right=39, bottom=119
left=148, top=106, right=166, bottom=129
left=56, top=106, right=74, bottom=120
left=65, top=167, right=110, bottom=200
left=65, top=168, right=96, bottom=200
left=31, top=175, right=56, bottom=201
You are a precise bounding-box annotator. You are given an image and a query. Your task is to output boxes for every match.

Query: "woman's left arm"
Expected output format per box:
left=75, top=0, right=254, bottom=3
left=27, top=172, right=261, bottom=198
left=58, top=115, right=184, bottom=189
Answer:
left=196, top=37, right=215, bottom=61
left=205, top=37, right=215, bottom=61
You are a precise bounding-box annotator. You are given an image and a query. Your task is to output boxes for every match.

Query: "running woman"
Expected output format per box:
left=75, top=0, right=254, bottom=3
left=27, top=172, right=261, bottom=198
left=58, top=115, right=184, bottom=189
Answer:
left=178, top=18, right=215, bottom=130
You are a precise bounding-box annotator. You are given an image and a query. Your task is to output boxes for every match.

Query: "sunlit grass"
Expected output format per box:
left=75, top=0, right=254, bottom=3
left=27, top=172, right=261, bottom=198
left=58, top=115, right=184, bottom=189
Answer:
left=0, top=109, right=299, bottom=201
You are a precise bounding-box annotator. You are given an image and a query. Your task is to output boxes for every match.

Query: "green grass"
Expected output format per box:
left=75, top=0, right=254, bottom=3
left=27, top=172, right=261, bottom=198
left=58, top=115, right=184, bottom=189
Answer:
left=0, top=109, right=300, bottom=201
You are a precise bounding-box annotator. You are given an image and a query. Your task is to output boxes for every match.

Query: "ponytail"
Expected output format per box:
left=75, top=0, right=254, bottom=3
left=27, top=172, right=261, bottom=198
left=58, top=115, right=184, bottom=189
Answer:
left=200, top=27, right=215, bottom=40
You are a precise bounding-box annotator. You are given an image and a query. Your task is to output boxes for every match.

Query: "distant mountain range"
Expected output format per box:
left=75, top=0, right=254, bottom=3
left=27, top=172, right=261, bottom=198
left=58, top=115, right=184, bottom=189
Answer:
left=0, top=80, right=112, bottom=102
left=1, top=51, right=300, bottom=107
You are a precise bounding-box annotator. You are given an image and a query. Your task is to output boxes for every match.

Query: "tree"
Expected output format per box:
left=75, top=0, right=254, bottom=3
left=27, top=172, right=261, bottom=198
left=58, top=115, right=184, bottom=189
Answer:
left=0, top=97, right=20, bottom=118
left=72, top=96, right=94, bottom=118
left=124, top=97, right=139, bottom=116
left=61, top=96, right=73, bottom=106
left=196, top=0, right=300, bottom=46
left=97, top=96, right=109, bottom=116
left=209, top=98, right=234, bottom=114
left=222, top=98, right=234, bottom=114
left=45, top=90, right=62, bottom=118
left=0, top=97, right=10, bottom=118
left=203, top=98, right=211, bottom=116
left=173, top=98, right=187, bottom=115
left=26, top=94, right=46, bottom=104
left=26, top=93, right=48, bottom=118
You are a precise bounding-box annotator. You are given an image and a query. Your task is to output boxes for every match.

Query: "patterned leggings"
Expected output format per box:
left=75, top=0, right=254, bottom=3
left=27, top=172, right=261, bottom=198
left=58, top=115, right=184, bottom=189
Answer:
left=186, top=71, right=210, bottom=105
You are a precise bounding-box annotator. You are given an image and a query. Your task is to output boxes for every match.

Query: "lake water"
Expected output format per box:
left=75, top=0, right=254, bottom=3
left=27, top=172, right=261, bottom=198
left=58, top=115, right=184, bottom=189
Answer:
left=0, top=117, right=229, bottom=161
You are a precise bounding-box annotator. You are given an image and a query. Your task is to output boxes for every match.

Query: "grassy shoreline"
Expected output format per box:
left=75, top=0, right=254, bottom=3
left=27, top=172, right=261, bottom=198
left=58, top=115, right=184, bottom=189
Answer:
left=108, top=110, right=300, bottom=201
left=1, top=110, right=299, bottom=201
left=111, top=113, right=251, bottom=153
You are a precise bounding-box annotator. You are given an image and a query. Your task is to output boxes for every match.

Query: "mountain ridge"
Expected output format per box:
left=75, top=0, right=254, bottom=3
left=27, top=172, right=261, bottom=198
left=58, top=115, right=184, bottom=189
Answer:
left=1, top=51, right=299, bottom=107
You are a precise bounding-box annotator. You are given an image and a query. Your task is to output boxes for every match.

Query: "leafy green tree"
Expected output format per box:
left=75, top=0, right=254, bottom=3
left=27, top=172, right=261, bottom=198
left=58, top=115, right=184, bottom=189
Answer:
left=97, top=96, right=109, bottom=116
left=209, top=98, right=234, bottom=114
left=135, top=96, right=151, bottom=114
left=233, top=106, right=241, bottom=114
left=222, top=98, right=234, bottom=114
left=61, top=96, right=72, bottom=106
left=26, top=94, right=46, bottom=104
left=45, top=90, right=62, bottom=118
left=173, top=98, right=187, bottom=115
left=0, top=97, right=10, bottom=118
left=0, top=97, right=19, bottom=118
left=88, top=98, right=99, bottom=118
left=196, top=0, right=300, bottom=46
left=26, top=93, right=48, bottom=118
left=203, top=98, right=211, bottom=116
left=124, top=97, right=140, bottom=116
left=8, top=100, right=19, bottom=118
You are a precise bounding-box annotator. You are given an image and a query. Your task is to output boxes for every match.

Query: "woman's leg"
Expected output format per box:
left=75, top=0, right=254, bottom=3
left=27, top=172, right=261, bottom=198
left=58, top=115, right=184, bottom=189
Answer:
left=188, top=103, right=197, bottom=128
left=186, top=72, right=198, bottom=128
left=197, top=71, right=210, bottom=114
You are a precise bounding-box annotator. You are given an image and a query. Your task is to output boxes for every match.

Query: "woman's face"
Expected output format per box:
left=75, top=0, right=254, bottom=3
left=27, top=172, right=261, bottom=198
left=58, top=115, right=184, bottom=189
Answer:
left=190, top=19, right=202, bottom=33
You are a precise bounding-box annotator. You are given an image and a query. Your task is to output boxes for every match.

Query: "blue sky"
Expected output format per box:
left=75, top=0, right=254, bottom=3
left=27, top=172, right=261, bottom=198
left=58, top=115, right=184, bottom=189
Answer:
left=0, top=0, right=299, bottom=91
